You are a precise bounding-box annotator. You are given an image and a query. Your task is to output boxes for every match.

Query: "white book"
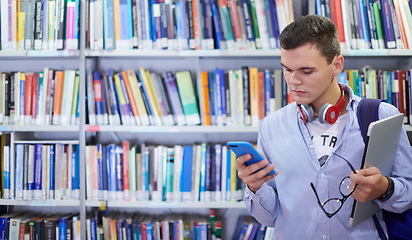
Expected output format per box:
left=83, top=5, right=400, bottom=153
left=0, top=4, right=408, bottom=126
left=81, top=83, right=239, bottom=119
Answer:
left=9, top=135, right=15, bottom=199
left=221, top=145, right=227, bottom=201
left=0, top=74, right=4, bottom=124
left=89, top=0, right=96, bottom=50
left=54, top=144, right=63, bottom=200
left=42, top=145, right=49, bottom=200
left=254, top=0, right=270, bottom=49
left=25, top=145, right=35, bottom=201
left=95, top=0, right=104, bottom=49
left=173, top=145, right=183, bottom=202
left=66, top=144, right=73, bottom=200
left=3, top=146, right=10, bottom=199
left=60, top=70, right=76, bottom=125
left=1, top=1, right=10, bottom=50
left=151, top=145, right=163, bottom=202
left=128, top=146, right=136, bottom=201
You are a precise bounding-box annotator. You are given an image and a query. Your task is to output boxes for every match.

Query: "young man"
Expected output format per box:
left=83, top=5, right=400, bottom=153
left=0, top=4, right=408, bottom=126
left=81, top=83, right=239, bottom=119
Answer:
left=236, top=15, right=412, bottom=239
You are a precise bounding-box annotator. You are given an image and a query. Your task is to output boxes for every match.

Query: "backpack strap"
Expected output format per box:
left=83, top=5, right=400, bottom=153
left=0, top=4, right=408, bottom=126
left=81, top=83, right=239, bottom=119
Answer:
left=357, top=98, right=384, bottom=143
left=356, top=98, right=387, bottom=240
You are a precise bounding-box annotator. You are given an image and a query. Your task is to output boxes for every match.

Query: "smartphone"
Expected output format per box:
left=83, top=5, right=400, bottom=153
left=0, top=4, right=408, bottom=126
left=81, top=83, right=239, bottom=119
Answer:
left=227, top=141, right=276, bottom=175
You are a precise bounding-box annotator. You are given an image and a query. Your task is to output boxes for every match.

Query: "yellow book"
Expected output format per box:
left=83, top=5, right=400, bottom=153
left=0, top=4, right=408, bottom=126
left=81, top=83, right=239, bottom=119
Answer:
left=138, top=67, right=162, bottom=125
left=17, top=0, right=26, bottom=50
left=19, top=73, right=26, bottom=125
left=113, top=0, right=121, bottom=49
left=230, top=151, right=237, bottom=202
left=113, top=73, right=131, bottom=125
left=126, top=70, right=150, bottom=125
left=48, top=0, right=56, bottom=50
left=249, top=67, right=259, bottom=126
left=200, top=71, right=211, bottom=126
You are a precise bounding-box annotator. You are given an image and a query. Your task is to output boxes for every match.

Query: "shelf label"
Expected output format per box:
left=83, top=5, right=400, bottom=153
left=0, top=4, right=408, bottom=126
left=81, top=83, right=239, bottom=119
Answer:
left=0, top=126, right=8, bottom=131
left=31, top=200, right=58, bottom=206
left=86, top=125, right=100, bottom=132
left=149, top=202, right=178, bottom=208
left=346, top=50, right=387, bottom=56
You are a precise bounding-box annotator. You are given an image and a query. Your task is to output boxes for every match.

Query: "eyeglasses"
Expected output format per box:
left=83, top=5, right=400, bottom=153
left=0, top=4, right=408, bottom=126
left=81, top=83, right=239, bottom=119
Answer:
left=310, top=153, right=358, bottom=218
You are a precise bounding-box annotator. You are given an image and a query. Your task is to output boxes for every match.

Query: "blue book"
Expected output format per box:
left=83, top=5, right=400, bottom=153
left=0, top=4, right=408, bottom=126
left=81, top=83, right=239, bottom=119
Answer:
left=203, top=0, right=214, bottom=49
left=49, top=144, right=55, bottom=199
left=15, top=144, right=24, bottom=200
left=214, top=144, right=222, bottom=199
left=106, top=69, right=121, bottom=125
left=338, top=72, right=348, bottom=85
left=103, top=0, right=115, bottom=49
left=58, top=213, right=74, bottom=240
left=359, top=0, right=372, bottom=49
left=267, top=0, right=280, bottom=48
left=254, top=224, right=267, bottom=240
left=180, top=146, right=193, bottom=201
left=101, top=145, right=108, bottom=200
left=107, top=144, right=117, bottom=200
left=33, top=144, right=43, bottom=200
left=73, top=0, right=80, bottom=49
left=72, top=145, right=80, bottom=199
left=118, top=73, right=136, bottom=125
left=215, top=68, right=227, bottom=126
left=96, top=144, right=104, bottom=200
left=159, top=0, right=168, bottom=49
left=380, top=0, right=396, bottom=49
left=226, top=147, right=231, bottom=201
left=163, top=71, right=186, bottom=126
left=240, top=0, right=256, bottom=48
left=264, top=70, right=271, bottom=116
left=210, top=0, right=226, bottom=49
left=208, top=71, right=216, bottom=125
left=199, top=143, right=207, bottom=201
left=100, top=73, right=109, bottom=125
left=115, top=146, right=124, bottom=200
left=90, top=216, right=98, bottom=240
left=93, top=71, right=104, bottom=124
left=119, top=0, right=132, bottom=49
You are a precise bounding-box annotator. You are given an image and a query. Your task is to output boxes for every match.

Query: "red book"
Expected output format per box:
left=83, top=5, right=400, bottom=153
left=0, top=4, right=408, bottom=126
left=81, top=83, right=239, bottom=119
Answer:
left=24, top=73, right=34, bottom=123
left=122, top=140, right=130, bottom=201
left=31, top=72, right=39, bottom=124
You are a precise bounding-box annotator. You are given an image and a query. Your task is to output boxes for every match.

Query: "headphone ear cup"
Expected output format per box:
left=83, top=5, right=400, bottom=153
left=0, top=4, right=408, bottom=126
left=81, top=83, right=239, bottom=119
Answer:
left=318, top=103, right=332, bottom=124
left=303, top=105, right=316, bottom=122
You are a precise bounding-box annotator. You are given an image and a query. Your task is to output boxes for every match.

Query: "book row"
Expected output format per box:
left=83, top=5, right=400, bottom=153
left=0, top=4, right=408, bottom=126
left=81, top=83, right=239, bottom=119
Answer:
left=337, top=68, right=412, bottom=124
left=87, top=0, right=294, bottom=51
left=0, top=211, right=80, bottom=240
left=0, top=139, right=246, bottom=202
left=0, top=69, right=81, bottom=126
left=1, top=141, right=80, bottom=201
left=0, top=0, right=80, bottom=51
left=0, top=209, right=224, bottom=240
left=86, top=142, right=245, bottom=202
left=86, top=67, right=279, bottom=127
left=1, top=66, right=412, bottom=127
left=312, top=0, right=412, bottom=50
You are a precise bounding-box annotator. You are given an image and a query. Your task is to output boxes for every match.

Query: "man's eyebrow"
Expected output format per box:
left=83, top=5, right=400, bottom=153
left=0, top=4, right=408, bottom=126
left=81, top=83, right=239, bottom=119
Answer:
left=280, top=63, right=316, bottom=70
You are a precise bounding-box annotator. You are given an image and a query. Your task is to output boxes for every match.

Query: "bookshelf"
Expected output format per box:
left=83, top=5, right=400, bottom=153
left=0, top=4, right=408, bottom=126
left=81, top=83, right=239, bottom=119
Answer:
left=1, top=0, right=412, bottom=239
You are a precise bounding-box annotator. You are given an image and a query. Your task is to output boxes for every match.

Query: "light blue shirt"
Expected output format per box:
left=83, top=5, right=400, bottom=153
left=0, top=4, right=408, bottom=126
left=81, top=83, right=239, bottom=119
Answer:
left=245, top=85, right=412, bottom=239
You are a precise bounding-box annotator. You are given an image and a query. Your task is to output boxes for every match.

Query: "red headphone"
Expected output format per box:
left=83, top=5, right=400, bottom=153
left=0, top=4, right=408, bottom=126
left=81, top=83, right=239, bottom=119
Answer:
left=298, top=86, right=346, bottom=124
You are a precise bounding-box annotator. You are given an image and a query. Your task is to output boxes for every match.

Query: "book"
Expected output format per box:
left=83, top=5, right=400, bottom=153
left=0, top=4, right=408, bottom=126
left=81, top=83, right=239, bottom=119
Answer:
left=174, top=70, right=201, bottom=125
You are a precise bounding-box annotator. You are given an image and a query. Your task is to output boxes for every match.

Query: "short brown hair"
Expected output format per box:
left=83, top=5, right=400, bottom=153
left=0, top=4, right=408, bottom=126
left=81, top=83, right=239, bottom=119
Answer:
left=279, top=15, right=340, bottom=64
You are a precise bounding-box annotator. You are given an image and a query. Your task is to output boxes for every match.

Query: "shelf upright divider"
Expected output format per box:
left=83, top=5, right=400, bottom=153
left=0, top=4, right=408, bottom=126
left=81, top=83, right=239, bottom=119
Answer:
left=79, top=0, right=87, bottom=239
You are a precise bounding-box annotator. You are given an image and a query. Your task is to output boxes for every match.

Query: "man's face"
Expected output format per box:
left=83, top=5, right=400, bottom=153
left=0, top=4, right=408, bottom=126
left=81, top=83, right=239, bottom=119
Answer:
left=280, top=43, right=341, bottom=110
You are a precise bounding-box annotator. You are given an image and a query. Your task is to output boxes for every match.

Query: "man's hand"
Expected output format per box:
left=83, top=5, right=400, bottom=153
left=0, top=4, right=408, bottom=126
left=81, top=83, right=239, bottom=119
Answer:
left=236, top=154, right=278, bottom=193
left=349, top=167, right=388, bottom=202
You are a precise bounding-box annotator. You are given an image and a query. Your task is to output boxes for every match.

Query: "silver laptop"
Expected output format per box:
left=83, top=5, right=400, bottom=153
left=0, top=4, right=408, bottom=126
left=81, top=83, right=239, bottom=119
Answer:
left=349, top=113, right=404, bottom=227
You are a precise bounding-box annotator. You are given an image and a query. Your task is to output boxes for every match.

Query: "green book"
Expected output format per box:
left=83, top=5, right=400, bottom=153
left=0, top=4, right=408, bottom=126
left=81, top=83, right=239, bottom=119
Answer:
left=174, top=71, right=201, bottom=125
left=248, top=0, right=261, bottom=49
left=373, top=2, right=385, bottom=49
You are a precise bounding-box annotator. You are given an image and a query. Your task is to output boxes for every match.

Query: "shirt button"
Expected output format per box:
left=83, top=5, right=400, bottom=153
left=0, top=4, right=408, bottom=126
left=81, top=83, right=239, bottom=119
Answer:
left=321, top=173, right=325, bottom=177
left=322, top=235, right=327, bottom=239
left=309, top=145, right=314, bottom=148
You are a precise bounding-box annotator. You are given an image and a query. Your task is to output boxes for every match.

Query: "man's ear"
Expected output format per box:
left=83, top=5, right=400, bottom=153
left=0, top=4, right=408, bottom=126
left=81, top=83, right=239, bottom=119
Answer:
left=333, top=55, right=345, bottom=76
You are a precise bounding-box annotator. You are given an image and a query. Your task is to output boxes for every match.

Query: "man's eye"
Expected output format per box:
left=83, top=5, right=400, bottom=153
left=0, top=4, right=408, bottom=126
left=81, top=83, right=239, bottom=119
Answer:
left=285, top=69, right=292, bottom=72
left=303, top=71, right=313, bottom=75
